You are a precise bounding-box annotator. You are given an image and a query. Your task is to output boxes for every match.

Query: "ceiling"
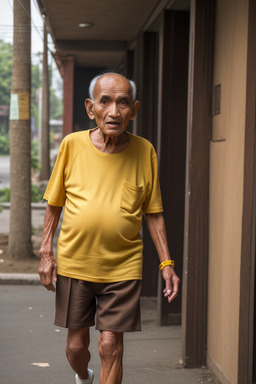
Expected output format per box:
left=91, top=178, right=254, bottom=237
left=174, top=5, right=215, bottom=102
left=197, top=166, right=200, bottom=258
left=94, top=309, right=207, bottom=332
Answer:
left=36, top=0, right=189, bottom=69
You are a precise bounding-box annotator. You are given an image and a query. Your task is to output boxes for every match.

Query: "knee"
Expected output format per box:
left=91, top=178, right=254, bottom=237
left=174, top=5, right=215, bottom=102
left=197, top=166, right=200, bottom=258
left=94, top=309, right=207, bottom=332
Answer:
left=98, top=332, right=123, bottom=361
left=66, top=331, right=90, bottom=358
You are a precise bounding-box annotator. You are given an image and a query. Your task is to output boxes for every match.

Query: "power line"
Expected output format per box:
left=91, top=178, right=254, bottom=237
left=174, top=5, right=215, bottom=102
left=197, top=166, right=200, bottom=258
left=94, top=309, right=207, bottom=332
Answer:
left=32, top=0, right=43, bottom=20
left=0, top=25, right=43, bottom=28
left=3, top=0, right=56, bottom=58
left=16, top=0, right=44, bottom=42
left=6, top=0, right=45, bottom=47
left=7, top=0, right=13, bottom=11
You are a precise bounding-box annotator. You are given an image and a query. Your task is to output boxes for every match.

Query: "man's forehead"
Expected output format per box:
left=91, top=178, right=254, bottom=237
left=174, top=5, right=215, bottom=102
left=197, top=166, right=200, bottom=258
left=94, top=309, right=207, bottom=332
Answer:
left=94, top=74, right=132, bottom=98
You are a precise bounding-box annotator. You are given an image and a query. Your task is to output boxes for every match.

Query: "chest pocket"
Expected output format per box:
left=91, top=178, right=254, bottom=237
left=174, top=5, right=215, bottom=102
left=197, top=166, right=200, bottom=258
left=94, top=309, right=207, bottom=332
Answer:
left=120, top=181, right=144, bottom=214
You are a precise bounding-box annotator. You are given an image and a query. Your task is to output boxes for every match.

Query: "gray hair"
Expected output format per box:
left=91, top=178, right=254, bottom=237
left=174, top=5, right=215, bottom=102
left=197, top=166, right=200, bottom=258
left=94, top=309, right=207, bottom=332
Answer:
left=88, top=73, right=137, bottom=102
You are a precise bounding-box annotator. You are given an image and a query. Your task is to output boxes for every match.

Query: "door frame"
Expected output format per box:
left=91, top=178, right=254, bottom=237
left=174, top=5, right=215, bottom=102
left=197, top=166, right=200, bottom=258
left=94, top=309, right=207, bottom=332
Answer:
left=181, top=0, right=215, bottom=367
left=238, top=0, right=256, bottom=382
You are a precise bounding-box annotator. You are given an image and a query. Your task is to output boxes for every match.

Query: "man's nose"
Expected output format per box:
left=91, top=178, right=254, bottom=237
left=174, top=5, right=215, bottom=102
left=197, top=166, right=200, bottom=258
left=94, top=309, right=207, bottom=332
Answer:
left=109, top=102, right=120, bottom=116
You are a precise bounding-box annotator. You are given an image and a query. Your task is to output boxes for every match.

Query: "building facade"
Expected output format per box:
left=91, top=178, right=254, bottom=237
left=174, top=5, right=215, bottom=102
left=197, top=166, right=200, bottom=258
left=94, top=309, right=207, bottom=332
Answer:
left=37, top=0, right=256, bottom=382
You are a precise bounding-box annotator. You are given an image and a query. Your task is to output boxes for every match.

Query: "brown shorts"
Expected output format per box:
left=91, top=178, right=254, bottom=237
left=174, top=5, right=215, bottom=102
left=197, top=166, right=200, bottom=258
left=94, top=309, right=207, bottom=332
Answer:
left=54, top=275, right=142, bottom=332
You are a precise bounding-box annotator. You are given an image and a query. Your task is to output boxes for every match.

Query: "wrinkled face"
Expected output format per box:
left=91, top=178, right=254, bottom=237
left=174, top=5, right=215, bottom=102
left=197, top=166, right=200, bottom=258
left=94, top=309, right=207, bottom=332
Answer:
left=85, top=74, right=140, bottom=137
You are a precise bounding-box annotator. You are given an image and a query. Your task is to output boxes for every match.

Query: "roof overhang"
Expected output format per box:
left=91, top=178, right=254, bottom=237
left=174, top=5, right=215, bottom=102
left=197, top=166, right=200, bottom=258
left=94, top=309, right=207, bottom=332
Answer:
left=36, top=0, right=189, bottom=70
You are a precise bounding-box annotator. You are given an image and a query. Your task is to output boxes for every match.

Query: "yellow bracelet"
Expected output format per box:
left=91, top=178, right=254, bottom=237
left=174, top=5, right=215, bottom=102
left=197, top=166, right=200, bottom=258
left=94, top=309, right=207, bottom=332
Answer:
left=159, top=260, right=175, bottom=270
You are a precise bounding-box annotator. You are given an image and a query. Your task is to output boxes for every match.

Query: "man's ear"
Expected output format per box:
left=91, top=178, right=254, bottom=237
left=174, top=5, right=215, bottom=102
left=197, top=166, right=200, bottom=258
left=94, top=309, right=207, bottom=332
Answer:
left=130, top=100, right=140, bottom=120
left=85, top=99, right=95, bottom=120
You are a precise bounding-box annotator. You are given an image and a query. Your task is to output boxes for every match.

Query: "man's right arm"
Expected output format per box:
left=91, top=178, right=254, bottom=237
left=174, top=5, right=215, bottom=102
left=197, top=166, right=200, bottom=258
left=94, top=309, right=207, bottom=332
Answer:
left=38, top=204, right=62, bottom=292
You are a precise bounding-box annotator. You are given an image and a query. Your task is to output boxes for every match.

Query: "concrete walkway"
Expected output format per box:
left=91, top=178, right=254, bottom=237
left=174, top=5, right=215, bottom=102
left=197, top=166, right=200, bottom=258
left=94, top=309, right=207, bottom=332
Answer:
left=0, top=205, right=220, bottom=384
left=0, top=285, right=220, bottom=384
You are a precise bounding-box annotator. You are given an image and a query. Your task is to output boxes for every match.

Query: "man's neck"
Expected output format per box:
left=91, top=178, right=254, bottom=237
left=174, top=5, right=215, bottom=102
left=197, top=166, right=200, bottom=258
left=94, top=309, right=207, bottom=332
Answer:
left=90, top=128, right=130, bottom=154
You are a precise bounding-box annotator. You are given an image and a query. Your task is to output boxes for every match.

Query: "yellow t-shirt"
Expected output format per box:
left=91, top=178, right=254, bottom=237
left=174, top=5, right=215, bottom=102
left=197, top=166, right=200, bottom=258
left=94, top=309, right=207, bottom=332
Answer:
left=44, top=129, right=163, bottom=282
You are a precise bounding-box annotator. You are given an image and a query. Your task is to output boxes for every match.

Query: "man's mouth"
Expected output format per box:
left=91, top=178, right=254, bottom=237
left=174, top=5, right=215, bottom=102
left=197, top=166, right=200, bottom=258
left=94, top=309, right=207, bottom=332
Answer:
left=107, top=121, right=121, bottom=127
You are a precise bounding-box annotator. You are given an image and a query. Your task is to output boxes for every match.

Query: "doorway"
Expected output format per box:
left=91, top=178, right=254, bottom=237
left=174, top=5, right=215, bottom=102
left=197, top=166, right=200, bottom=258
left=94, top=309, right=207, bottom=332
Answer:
left=132, top=10, right=190, bottom=324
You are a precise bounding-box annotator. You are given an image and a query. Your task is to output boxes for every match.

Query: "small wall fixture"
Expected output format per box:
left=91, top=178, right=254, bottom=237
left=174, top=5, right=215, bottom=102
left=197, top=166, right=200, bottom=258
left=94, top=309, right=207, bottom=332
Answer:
left=78, top=22, right=94, bottom=28
left=214, top=84, right=221, bottom=115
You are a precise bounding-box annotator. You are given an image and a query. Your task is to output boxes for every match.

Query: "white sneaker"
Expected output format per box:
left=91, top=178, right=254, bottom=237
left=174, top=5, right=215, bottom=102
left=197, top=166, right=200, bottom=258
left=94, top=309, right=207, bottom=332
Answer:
left=75, top=369, right=94, bottom=384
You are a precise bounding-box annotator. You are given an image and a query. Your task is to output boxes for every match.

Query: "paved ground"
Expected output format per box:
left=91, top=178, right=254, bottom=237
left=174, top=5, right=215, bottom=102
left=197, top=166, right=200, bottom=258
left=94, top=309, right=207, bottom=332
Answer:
left=0, top=197, right=220, bottom=383
left=0, top=285, right=220, bottom=384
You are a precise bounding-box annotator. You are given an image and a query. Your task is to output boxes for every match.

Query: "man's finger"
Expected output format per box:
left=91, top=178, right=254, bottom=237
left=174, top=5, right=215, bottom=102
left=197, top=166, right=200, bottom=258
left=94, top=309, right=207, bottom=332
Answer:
left=39, top=270, right=55, bottom=292
left=164, top=277, right=172, bottom=296
left=44, top=280, right=56, bottom=292
left=168, top=277, right=180, bottom=302
left=163, top=288, right=171, bottom=297
left=52, top=264, right=57, bottom=283
left=168, top=289, right=178, bottom=302
left=163, top=286, right=172, bottom=298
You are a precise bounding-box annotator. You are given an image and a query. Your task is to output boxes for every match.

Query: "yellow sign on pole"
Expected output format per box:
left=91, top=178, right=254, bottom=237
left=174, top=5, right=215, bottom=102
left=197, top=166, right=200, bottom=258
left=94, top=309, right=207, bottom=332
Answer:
left=18, top=92, right=30, bottom=120
left=9, top=92, right=30, bottom=120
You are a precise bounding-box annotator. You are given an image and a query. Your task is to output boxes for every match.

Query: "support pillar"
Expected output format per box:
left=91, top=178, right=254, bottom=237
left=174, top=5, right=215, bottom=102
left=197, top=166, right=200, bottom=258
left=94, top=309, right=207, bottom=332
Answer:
left=157, top=10, right=189, bottom=326
left=182, top=0, right=215, bottom=367
left=238, top=0, right=256, bottom=382
left=40, top=18, right=50, bottom=180
left=63, top=58, right=74, bottom=137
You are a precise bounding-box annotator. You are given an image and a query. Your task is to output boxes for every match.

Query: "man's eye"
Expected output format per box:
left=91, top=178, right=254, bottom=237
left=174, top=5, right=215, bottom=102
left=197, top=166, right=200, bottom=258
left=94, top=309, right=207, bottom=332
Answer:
left=120, top=100, right=128, bottom=106
left=100, top=99, right=108, bottom=105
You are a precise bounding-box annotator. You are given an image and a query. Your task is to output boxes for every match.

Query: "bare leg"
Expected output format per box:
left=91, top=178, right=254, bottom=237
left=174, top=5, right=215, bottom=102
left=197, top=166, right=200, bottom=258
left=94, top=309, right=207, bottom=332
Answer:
left=98, top=331, right=124, bottom=384
left=66, top=327, right=91, bottom=379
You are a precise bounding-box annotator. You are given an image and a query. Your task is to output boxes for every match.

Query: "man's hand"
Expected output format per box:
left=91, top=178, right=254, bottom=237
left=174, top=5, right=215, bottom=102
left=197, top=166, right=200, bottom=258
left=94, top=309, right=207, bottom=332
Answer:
left=38, top=249, right=57, bottom=292
left=38, top=204, right=62, bottom=292
left=144, top=212, right=180, bottom=303
left=162, top=266, right=180, bottom=303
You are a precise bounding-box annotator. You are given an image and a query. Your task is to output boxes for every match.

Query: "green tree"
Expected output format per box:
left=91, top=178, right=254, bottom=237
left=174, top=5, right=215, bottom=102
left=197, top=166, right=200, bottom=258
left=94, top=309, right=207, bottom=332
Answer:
left=0, top=40, right=62, bottom=130
left=0, top=40, right=41, bottom=127
left=31, top=63, right=41, bottom=128
left=0, top=40, right=12, bottom=105
left=50, top=88, right=63, bottom=119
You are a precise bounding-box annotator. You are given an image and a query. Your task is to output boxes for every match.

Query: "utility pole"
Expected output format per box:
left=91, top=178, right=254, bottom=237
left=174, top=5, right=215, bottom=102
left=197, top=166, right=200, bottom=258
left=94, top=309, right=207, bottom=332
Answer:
left=40, top=18, right=50, bottom=180
left=8, top=0, right=33, bottom=259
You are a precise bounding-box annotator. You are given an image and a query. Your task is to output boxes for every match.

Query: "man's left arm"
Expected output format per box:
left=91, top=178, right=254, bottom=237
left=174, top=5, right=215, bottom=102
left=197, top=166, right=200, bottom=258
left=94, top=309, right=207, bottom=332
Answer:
left=144, top=212, right=180, bottom=303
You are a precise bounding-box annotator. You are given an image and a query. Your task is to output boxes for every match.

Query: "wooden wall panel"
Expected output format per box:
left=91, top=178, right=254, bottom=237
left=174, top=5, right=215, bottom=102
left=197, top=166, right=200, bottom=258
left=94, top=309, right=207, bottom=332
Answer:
left=158, top=10, right=189, bottom=325
left=182, top=0, right=215, bottom=367
left=238, top=0, right=256, bottom=382
left=134, top=31, right=160, bottom=296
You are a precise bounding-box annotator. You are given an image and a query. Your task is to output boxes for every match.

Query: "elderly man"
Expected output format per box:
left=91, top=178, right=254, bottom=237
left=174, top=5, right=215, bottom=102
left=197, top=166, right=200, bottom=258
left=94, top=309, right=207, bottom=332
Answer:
left=38, top=72, right=180, bottom=384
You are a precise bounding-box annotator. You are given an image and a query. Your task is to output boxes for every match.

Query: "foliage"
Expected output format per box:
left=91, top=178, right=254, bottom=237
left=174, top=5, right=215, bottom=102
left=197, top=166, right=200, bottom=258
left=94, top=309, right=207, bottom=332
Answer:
left=0, top=124, right=10, bottom=154
left=0, top=40, right=41, bottom=125
left=31, top=140, right=41, bottom=170
left=31, top=65, right=41, bottom=128
left=0, top=134, right=42, bottom=168
left=30, top=183, right=45, bottom=202
left=0, top=184, right=45, bottom=203
left=50, top=88, right=63, bottom=119
left=32, top=64, right=41, bottom=90
left=0, top=187, right=10, bottom=202
left=0, top=40, right=12, bottom=106
left=0, top=133, right=10, bottom=155
left=0, top=40, right=63, bottom=133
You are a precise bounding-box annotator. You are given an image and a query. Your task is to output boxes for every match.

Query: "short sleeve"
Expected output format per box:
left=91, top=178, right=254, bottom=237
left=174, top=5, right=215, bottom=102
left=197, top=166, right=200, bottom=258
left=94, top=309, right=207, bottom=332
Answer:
left=43, top=143, right=67, bottom=207
left=142, top=153, right=163, bottom=214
